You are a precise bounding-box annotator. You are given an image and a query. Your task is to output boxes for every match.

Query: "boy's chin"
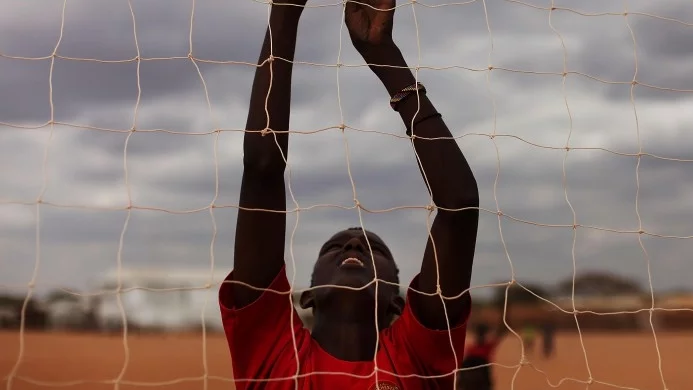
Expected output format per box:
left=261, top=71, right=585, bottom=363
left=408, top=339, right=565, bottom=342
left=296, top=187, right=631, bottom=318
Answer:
left=320, top=287, right=380, bottom=313
left=319, top=277, right=377, bottom=302
left=330, top=273, right=375, bottom=290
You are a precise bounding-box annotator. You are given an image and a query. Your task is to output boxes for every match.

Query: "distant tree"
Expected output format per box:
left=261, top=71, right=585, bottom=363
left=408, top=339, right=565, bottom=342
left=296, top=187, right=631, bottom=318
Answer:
left=0, top=294, right=24, bottom=307
left=0, top=294, right=47, bottom=330
left=0, top=294, right=21, bottom=329
left=493, top=282, right=552, bottom=308
left=24, top=299, right=48, bottom=330
left=556, top=272, right=643, bottom=297
left=82, top=296, right=100, bottom=331
left=45, top=289, right=80, bottom=304
left=0, top=294, right=48, bottom=329
left=44, top=289, right=100, bottom=331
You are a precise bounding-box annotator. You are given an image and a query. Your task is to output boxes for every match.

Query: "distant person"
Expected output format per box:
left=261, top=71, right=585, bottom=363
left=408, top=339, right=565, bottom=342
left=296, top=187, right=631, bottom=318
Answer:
left=521, top=323, right=536, bottom=355
left=459, top=320, right=509, bottom=389
left=456, top=355, right=492, bottom=390
left=542, top=320, right=556, bottom=359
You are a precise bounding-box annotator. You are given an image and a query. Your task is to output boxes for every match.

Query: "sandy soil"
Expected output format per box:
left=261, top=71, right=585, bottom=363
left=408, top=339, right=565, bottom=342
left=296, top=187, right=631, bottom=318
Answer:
left=1, top=331, right=690, bottom=389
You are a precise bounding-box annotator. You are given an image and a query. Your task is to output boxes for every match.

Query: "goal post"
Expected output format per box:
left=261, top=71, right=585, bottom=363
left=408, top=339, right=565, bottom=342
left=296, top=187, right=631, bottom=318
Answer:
left=1, top=1, right=692, bottom=390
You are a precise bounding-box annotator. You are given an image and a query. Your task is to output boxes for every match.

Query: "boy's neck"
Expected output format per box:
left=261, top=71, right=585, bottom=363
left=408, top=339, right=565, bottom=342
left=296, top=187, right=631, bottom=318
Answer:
left=311, top=318, right=378, bottom=361
left=310, top=310, right=390, bottom=362
left=307, top=290, right=393, bottom=361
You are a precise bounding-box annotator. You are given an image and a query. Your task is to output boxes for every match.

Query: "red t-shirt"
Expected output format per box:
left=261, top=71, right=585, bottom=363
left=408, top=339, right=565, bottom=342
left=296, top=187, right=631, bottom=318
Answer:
left=464, top=341, right=498, bottom=362
left=220, top=266, right=470, bottom=389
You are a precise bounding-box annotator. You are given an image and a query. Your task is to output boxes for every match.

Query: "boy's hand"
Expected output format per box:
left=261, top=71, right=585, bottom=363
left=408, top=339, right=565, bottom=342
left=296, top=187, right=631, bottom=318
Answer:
left=345, top=0, right=396, bottom=55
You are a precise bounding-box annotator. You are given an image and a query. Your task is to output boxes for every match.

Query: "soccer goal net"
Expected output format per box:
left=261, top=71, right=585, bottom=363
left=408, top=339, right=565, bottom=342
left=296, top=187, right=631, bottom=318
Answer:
left=1, top=1, right=692, bottom=389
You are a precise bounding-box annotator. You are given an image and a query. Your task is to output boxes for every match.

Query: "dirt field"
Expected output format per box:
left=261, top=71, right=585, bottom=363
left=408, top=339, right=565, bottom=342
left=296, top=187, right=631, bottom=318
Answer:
left=1, top=331, right=690, bottom=389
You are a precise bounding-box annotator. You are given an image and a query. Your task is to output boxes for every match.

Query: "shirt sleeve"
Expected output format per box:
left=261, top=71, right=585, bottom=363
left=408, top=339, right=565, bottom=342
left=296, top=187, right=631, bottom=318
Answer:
left=388, top=274, right=471, bottom=376
left=219, top=266, right=304, bottom=384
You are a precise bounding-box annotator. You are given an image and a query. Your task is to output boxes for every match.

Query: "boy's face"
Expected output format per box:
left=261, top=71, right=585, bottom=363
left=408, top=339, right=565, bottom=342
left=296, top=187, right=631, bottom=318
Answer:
left=307, top=229, right=400, bottom=313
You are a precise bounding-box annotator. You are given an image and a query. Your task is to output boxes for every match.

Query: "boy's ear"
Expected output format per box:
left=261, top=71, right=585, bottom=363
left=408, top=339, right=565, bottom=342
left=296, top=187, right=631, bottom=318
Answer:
left=389, top=294, right=405, bottom=316
left=299, top=290, right=315, bottom=309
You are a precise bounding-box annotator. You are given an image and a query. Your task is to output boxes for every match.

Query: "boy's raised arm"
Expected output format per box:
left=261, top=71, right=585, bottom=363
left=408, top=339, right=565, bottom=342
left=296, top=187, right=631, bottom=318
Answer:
left=346, top=0, right=479, bottom=330
left=232, top=3, right=306, bottom=308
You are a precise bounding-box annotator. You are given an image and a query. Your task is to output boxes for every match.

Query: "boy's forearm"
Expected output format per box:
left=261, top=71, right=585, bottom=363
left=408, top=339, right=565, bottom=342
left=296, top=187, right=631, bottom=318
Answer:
left=362, top=43, right=478, bottom=209
left=360, top=44, right=416, bottom=97
left=243, top=9, right=301, bottom=173
left=232, top=7, right=301, bottom=306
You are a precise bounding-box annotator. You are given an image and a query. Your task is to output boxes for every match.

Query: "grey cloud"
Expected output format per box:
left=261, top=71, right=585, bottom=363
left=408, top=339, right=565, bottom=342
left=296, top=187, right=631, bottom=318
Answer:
left=15, top=130, right=690, bottom=290
left=630, top=2, right=693, bottom=58
left=0, top=0, right=332, bottom=125
left=1, top=1, right=691, bottom=300
left=0, top=58, right=52, bottom=124
left=625, top=5, right=693, bottom=100
left=50, top=58, right=224, bottom=124
left=1, top=210, right=239, bottom=291
left=455, top=0, right=693, bottom=102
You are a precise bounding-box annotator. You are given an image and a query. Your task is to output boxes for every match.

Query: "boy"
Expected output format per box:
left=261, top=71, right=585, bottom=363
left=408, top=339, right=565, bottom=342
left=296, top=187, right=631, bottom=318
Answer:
left=220, top=1, right=479, bottom=388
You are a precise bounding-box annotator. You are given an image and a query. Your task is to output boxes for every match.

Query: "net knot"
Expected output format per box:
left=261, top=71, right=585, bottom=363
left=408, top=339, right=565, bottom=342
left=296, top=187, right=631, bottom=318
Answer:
left=260, top=128, right=270, bottom=136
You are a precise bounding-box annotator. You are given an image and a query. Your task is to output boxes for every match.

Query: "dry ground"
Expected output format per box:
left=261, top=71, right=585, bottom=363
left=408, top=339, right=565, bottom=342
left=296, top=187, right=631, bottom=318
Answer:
left=1, top=331, right=691, bottom=389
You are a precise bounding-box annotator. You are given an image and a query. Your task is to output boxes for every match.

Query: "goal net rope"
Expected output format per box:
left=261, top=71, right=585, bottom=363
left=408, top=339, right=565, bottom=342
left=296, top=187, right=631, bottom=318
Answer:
left=1, top=1, right=692, bottom=389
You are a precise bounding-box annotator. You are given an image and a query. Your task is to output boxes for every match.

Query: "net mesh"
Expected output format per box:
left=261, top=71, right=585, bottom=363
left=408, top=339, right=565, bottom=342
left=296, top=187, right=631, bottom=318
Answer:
left=1, top=0, right=692, bottom=389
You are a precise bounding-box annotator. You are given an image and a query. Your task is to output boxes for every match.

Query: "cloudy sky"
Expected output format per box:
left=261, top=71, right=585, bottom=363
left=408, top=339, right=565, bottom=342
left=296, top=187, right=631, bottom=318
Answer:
left=0, top=0, right=692, bottom=301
